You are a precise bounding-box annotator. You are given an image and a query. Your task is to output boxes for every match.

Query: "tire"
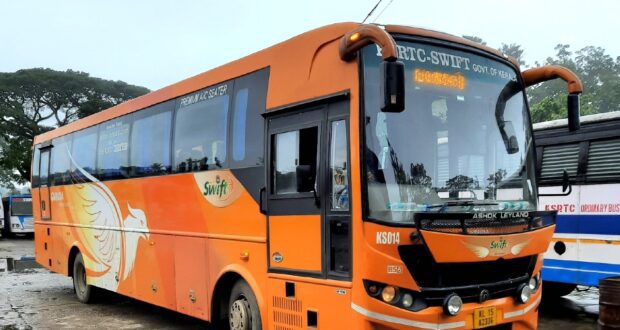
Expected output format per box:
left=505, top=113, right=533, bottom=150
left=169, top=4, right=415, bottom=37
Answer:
left=228, top=280, right=262, bottom=330
left=72, top=252, right=98, bottom=303
left=543, top=281, right=576, bottom=299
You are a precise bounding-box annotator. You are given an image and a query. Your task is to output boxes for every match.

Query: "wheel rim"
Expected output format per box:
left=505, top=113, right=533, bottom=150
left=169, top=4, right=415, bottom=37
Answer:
left=229, top=298, right=251, bottom=330
left=74, top=262, right=87, bottom=297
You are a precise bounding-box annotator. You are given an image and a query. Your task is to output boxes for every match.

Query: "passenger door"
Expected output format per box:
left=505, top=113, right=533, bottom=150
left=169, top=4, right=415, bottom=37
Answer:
left=266, top=99, right=351, bottom=278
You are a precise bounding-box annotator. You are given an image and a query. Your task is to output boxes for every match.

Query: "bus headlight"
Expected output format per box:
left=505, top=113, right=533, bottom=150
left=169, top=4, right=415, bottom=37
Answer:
left=443, top=293, right=462, bottom=316
left=516, top=283, right=531, bottom=304
left=528, top=273, right=541, bottom=292
left=401, top=293, right=414, bottom=308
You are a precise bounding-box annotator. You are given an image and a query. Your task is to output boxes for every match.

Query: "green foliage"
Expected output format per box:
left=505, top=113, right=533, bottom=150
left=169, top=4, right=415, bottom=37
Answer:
left=0, top=68, right=149, bottom=184
left=528, top=44, right=620, bottom=122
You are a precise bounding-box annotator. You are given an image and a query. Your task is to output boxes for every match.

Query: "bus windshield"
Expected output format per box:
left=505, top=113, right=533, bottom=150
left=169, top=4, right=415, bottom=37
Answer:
left=11, top=199, right=33, bottom=216
left=362, top=41, right=537, bottom=222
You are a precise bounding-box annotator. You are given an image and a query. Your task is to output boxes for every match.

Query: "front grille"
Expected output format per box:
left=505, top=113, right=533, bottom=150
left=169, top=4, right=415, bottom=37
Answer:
left=413, top=211, right=556, bottom=235
left=399, top=244, right=537, bottom=305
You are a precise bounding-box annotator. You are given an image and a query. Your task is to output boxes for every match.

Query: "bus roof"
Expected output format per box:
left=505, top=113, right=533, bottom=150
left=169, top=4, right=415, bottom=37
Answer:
left=533, top=111, right=620, bottom=131
left=34, top=22, right=517, bottom=145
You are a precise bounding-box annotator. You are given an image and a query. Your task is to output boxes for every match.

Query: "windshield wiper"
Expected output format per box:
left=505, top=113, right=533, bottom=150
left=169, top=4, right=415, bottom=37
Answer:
left=424, top=201, right=500, bottom=212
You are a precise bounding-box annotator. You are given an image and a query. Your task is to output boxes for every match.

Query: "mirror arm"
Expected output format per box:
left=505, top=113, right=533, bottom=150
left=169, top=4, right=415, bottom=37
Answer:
left=522, top=66, right=583, bottom=94
left=339, top=24, right=398, bottom=62
left=539, top=184, right=572, bottom=197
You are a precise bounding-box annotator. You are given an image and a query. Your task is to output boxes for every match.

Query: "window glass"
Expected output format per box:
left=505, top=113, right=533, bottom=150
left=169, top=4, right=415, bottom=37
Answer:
left=51, top=135, right=73, bottom=185
left=232, top=88, right=248, bottom=162
left=174, top=83, right=230, bottom=172
left=330, top=120, right=349, bottom=210
left=97, top=116, right=130, bottom=180
left=31, top=146, right=41, bottom=188
left=130, top=102, right=173, bottom=177
left=273, top=126, right=318, bottom=194
left=39, top=149, right=49, bottom=186
left=230, top=68, right=269, bottom=168
left=71, top=126, right=98, bottom=180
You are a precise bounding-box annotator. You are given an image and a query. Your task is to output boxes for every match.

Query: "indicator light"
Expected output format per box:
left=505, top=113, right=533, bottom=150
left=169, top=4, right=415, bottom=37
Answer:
left=349, top=32, right=360, bottom=42
left=381, top=286, right=398, bottom=303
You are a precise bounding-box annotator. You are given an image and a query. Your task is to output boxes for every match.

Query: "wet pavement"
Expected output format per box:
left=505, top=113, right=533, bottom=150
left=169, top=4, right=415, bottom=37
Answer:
left=0, top=236, right=599, bottom=329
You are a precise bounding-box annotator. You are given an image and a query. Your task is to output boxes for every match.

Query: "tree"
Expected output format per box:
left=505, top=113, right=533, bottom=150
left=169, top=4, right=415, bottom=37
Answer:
left=462, top=35, right=487, bottom=46
left=0, top=68, right=150, bottom=185
left=528, top=44, right=620, bottom=122
left=500, top=43, right=526, bottom=67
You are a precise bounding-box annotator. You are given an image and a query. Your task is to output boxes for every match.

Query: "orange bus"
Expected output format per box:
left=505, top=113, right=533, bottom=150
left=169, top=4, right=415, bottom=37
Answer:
left=32, top=23, right=583, bottom=329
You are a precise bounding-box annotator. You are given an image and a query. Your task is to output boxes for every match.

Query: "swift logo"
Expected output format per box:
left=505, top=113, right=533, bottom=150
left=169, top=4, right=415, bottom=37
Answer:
left=376, top=232, right=400, bottom=245
left=203, top=175, right=229, bottom=198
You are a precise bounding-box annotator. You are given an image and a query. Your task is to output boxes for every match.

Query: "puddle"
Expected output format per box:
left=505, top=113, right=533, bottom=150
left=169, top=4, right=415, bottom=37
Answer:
left=0, top=258, right=41, bottom=273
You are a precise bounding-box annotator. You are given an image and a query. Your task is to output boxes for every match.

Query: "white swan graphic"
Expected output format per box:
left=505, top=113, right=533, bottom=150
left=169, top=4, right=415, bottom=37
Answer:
left=68, top=151, right=149, bottom=291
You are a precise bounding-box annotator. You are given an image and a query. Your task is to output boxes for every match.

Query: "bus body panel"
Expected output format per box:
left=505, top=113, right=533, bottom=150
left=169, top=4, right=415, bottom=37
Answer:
left=540, top=183, right=620, bottom=286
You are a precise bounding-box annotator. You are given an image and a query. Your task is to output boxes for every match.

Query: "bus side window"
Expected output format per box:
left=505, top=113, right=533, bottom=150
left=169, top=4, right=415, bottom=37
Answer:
left=71, top=126, right=98, bottom=180
left=97, top=116, right=131, bottom=180
left=130, top=102, right=173, bottom=177
left=173, top=86, right=231, bottom=173
left=273, top=126, right=319, bottom=195
left=230, top=68, right=269, bottom=168
left=32, top=146, right=41, bottom=188
left=51, top=135, right=73, bottom=185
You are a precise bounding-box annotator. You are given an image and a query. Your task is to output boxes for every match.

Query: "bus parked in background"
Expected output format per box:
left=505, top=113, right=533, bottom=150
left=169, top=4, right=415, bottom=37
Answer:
left=32, top=23, right=582, bottom=329
left=536, top=111, right=620, bottom=297
left=2, top=195, right=34, bottom=236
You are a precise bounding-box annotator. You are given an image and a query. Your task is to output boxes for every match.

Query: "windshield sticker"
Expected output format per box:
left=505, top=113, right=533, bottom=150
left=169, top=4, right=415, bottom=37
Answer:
left=376, top=44, right=517, bottom=82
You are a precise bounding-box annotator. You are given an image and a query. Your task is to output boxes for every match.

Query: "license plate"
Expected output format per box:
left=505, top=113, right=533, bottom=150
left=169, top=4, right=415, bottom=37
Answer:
left=474, top=306, right=497, bottom=329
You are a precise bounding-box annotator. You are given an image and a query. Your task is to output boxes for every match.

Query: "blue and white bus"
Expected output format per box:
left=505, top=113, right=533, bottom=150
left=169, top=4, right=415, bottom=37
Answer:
left=534, top=111, right=620, bottom=297
left=1, top=195, right=34, bottom=236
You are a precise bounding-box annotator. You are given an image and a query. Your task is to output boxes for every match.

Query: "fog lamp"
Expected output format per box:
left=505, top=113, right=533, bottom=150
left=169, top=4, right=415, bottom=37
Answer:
left=517, top=283, right=531, bottom=304
left=443, top=293, right=462, bottom=316
left=381, top=286, right=398, bottom=303
left=401, top=293, right=414, bottom=308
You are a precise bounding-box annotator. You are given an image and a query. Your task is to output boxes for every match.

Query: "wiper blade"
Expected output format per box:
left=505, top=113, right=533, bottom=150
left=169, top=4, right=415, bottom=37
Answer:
left=424, top=201, right=500, bottom=212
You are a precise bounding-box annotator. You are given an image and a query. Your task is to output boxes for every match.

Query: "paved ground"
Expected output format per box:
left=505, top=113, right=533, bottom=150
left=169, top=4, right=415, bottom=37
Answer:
left=0, top=236, right=599, bottom=329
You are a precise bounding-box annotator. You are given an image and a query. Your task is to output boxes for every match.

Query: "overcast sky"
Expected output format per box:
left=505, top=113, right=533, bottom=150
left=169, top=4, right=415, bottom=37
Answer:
left=1, top=0, right=618, bottom=91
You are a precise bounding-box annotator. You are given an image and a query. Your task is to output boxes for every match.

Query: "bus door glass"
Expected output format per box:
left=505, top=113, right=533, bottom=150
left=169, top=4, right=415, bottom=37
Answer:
left=39, top=148, right=51, bottom=220
left=266, top=100, right=351, bottom=278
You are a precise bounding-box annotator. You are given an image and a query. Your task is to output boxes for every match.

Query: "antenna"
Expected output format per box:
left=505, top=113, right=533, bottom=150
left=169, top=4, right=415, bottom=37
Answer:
left=362, top=0, right=383, bottom=24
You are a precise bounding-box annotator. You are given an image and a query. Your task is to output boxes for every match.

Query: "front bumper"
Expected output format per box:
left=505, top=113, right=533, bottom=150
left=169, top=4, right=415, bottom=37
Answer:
left=352, top=289, right=541, bottom=329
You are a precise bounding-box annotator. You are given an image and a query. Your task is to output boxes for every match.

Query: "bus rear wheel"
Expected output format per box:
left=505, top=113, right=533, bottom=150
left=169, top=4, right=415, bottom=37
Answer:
left=72, top=252, right=98, bottom=303
left=228, top=280, right=261, bottom=330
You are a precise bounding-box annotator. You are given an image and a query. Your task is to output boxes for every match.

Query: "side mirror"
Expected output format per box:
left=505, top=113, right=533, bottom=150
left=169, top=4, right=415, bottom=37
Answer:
left=562, top=169, right=570, bottom=193
left=296, top=165, right=314, bottom=192
left=498, top=120, right=519, bottom=154
left=380, top=61, right=405, bottom=113
left=567, top=93, right=581, bottom=131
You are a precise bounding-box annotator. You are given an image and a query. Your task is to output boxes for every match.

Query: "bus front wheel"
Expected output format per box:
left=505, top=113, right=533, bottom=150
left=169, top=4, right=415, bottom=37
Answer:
left=543, top=281, right=577, bottom=299
left=228, top=280, right=262, bottom=330
left=72, top=252, right=98, bottom=303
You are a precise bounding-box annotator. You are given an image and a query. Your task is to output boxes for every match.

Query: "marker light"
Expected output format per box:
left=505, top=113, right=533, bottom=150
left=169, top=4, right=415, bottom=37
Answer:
left=517, top=283, right=531, bottom=304
left=401, top=293, right=414, bottom=308
left=381, top=286, right=398, bottom=303
left=443, top=293, right=463, bottom=316
left=368, top=284, right=379, bottom=296
left=349, top=32, right=360, bottom=42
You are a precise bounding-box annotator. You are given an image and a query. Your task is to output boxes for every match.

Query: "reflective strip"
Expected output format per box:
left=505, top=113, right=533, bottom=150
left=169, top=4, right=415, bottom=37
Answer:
left=351, top=303, right=466, bottom=330
left=503, top=294, right=541, bottom=319
left=543, top=265, right=620, bottom=276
